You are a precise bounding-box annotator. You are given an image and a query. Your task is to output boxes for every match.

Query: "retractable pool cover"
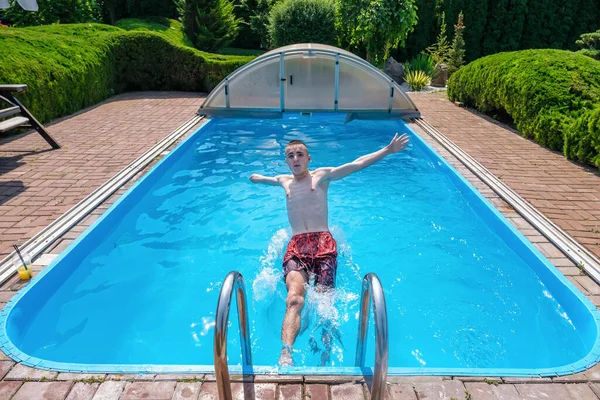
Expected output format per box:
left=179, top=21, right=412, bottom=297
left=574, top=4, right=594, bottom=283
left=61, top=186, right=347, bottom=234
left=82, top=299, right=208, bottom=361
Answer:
left=198, top=43, right=420, bottom=121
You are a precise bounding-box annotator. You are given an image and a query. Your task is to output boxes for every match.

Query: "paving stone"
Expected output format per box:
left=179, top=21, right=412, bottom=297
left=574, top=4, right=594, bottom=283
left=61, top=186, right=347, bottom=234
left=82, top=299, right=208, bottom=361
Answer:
left=92, top=381, right=126, bottom=400
left=198, top=382, right=219, bottom=400
left=515, top=383, right=571, bottom=399
left=330, top=383, right=364, bottom=400
left=0, top=381, right=22, bottom=399
left=12, top=381, right=73, bottom=400
left=501, top=377, right=552, bottom=384
left=490, top=384, right=522, bottom=400
left=584, top=363, right=600, bottom=381
left=0, top=361, right=14, bottom=380
left=590, top=383, right=600, bottom=397
left=387, top=377, right=446, bottom=385
left=4, top=363, right=58, bottom=380
left=414, top=380, right=466, bottom=399
left=306, top=384, right=329, bottom=400
left=454, top=377, right=502, bottom=384
left=305, top=376, right=364, bottom=384
left=121, top=381, right=176, bottom=399
left=464, top=383, right=496, bottom=400
left=65, top=382, right=100, bottom=400
left=575, top=276, right=600, bottom=295
left=57, top=373, right=106, bottom=381
left=106, top=374, right=154, bottom=381
left=551, top=370, right=588, bottom=383
left=254, top=375, right=303, bottom=383
left=155, top=374, right=203, bottom=381
left=278, top=384, right=302, bottom=400
left=565, top=383, right=597, bottom=400
left=172, top=382, right=201, bottom=400
left=0, top=351, right=11, bottom=361
left=32, top=253, right=58, bottom=266
left=230, top=382, right=276, bottom=400
left=387, top=384, right=417, bottom=400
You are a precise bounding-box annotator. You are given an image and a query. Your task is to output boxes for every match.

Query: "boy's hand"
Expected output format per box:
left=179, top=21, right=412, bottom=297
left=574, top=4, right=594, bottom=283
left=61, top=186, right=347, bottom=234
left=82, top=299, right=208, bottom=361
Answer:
left=250, top=174, right=261, bottom=183
left=387, top=133, right=410, bottom=154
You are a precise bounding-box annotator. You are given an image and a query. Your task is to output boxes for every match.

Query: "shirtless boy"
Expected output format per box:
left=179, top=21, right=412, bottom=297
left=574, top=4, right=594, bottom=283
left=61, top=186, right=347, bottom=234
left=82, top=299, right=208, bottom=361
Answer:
left=250, top=133, right=409, bottom=365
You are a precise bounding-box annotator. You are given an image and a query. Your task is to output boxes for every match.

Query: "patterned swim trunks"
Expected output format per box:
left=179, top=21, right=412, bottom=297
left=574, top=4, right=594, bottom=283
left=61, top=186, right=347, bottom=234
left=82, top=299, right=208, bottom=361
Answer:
left=282, top=231, right=338, bottom=288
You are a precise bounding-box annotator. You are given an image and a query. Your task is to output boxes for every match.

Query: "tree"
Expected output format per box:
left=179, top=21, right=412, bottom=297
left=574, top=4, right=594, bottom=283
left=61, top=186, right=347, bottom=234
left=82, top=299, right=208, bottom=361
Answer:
left=425, top=11, right=450, bottom=65
left=182, top=0, right=241, bottom=52
left=447, top=11, right=465, bottom=75
left=337, top=0, right=418, bottom=67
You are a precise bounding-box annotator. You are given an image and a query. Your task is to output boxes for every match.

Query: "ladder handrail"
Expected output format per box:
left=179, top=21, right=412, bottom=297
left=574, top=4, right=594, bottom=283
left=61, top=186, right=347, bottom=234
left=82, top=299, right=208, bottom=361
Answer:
left=355, top=273, right=389, bottom=400
left=214, top=271, right=252, bottom=400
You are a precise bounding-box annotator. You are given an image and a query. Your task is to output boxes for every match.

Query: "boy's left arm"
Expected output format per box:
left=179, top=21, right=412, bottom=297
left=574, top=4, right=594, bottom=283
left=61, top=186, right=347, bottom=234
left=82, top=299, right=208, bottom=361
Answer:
left=315, top=133, right=409, bottom=185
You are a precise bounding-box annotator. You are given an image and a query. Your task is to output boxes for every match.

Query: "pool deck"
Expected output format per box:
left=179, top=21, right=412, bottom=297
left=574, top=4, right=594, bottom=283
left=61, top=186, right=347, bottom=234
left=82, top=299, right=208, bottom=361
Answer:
left=0, top=91, right=599, bottom=399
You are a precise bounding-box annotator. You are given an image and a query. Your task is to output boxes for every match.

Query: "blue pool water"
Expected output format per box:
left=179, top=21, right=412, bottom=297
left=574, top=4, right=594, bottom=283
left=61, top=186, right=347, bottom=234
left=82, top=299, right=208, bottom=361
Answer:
left=1, top=114, right=599, bottom=376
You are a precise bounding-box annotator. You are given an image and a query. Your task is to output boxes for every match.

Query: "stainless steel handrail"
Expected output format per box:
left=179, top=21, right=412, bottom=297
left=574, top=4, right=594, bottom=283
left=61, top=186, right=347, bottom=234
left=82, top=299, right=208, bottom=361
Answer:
left=355, top=273, right=389, bottom=400
left=214, top=271, right=252, bottom=400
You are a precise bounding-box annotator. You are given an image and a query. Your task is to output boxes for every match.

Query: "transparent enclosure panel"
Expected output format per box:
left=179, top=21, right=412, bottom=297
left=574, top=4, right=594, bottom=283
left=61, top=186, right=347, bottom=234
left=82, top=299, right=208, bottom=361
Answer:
left=338, top=59, right=390, bottom=110
left=284, top=53, right=336, bottom=110
left=392, top=88, right=415, bottom=112
left=204, top=88, right=226, bottom=109
left=230, top=57, right=281, bottom=109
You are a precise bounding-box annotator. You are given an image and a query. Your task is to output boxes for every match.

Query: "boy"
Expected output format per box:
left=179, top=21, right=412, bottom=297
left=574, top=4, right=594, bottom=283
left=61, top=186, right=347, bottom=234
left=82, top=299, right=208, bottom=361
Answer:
left=250, top=133, right=409, bottom=365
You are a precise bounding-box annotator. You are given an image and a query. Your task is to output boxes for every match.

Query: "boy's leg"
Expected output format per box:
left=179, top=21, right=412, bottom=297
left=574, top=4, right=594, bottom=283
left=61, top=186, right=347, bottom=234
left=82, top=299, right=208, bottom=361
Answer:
left=280, top=266, right=307, bottom=366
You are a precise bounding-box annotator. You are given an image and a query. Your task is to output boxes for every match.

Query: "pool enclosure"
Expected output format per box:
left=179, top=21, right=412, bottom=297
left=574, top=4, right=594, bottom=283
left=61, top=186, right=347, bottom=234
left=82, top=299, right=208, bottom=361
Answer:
left=198, top=43, right=420, bottom=121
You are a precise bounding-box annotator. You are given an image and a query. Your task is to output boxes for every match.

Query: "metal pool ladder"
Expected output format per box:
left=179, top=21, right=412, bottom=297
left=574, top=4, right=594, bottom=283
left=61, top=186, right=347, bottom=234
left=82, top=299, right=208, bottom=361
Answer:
left=213, top=271, right=389, bottom=400
left=214, top=271, right=252, bottom=400
left=356, top=273, right=389, bottom=400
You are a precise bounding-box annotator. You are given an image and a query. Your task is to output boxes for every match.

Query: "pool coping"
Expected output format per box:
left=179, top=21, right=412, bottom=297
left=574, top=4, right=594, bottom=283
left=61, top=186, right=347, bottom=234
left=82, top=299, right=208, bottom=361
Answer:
left=0, top=115, right=599, bottom=377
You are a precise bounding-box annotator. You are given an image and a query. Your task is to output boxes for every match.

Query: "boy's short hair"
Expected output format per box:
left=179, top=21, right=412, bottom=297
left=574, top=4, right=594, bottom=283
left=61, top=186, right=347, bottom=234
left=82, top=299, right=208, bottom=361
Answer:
left=285, top=140, right=308, bottom=152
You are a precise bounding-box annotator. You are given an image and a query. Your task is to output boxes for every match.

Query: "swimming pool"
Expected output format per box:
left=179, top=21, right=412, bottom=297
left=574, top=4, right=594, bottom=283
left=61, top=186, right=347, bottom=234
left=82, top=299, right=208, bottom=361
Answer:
left=1, top=114, right=599, bottom=376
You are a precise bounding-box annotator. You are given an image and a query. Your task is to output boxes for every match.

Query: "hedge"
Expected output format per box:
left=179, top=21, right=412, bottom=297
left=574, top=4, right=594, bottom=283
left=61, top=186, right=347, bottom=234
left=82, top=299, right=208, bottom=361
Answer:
left=0, top=20, right=254, bottom=124
left=269, top=0, right=337, bottom=48
left=447, top=49, right=600, bottom=168
left=395, top=0, right=600, bottom=62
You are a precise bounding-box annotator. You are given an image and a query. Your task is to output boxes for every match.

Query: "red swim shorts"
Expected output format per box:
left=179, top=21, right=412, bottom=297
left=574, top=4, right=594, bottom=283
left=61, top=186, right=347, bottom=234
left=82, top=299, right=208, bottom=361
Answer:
left=282, top=231, right=338, bottom=288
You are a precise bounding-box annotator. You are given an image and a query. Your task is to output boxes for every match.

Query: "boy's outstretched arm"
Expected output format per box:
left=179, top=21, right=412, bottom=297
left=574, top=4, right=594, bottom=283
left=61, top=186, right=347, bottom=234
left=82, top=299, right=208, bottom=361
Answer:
left=319, top=133, right=409, bottom=183
left=250, top=174, right=281, bottom=186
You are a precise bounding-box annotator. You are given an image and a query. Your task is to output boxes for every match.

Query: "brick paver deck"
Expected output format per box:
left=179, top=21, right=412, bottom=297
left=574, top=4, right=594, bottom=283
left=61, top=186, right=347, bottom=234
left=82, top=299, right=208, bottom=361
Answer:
left=410, top=92, right=600, bottom=259
left=1, top=91, right=600, bottom=399
left=0, top=92, right=206, bottom=260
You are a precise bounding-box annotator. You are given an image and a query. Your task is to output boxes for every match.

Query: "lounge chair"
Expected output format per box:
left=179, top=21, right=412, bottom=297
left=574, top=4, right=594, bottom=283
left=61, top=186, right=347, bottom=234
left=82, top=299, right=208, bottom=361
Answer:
left=0, top=84, right=60, bottom=149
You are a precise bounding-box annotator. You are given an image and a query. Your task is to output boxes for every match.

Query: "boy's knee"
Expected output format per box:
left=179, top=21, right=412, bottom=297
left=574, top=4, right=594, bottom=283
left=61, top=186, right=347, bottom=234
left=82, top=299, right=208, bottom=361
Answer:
left=286, top=293, right=304, bottom=310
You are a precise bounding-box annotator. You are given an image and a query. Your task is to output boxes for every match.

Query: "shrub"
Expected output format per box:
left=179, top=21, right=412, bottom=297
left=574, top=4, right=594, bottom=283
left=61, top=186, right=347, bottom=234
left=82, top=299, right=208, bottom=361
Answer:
left=576, top=29, right=600, bottom=60
left=182, top=0, right=241, bottom=52
left=446, top=11, right=465, bottom=75
left=126, top=0, right=178, bottom=19
left=424, top=12, right=450, bottom=66
left=448, top=49, right=600, bottom=167
left=3, top=0, right=99, bottom=26
left=0, top=21, right=253, bottom=124
left=268, top=0, right=336, bottom=48
left=249, top=0, right=281, bottom=49
left=337, top=0, right=417, bottom=66
left=405, top=53, right=436, bottom=77
left=404, top=69, right=430, bottom=91
left=231, top=0, right=262, bottom=49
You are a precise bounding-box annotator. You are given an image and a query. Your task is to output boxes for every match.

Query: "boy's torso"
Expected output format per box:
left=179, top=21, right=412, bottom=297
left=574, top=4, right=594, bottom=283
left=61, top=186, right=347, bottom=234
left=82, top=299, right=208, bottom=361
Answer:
left=281, top=171, right=330, bottom=235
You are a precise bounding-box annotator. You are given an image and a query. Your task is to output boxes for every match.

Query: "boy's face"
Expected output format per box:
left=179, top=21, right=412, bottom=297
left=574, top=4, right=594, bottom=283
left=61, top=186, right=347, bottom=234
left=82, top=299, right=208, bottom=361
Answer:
left=285, top=144, right=310, bottom=176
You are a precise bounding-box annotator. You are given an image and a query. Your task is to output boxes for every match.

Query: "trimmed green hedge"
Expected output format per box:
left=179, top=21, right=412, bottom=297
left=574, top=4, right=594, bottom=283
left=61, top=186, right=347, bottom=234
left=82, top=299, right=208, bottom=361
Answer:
left=268, top=0, right=337, bottom=48
left=448, top=49, right=600, bottom=167
left=0, top=20, right=254, bottom=124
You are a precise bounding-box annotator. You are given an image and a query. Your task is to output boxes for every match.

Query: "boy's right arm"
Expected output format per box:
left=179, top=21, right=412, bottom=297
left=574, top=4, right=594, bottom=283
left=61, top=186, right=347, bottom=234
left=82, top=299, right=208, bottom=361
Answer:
left=250, top=174, right=282, bottom=186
